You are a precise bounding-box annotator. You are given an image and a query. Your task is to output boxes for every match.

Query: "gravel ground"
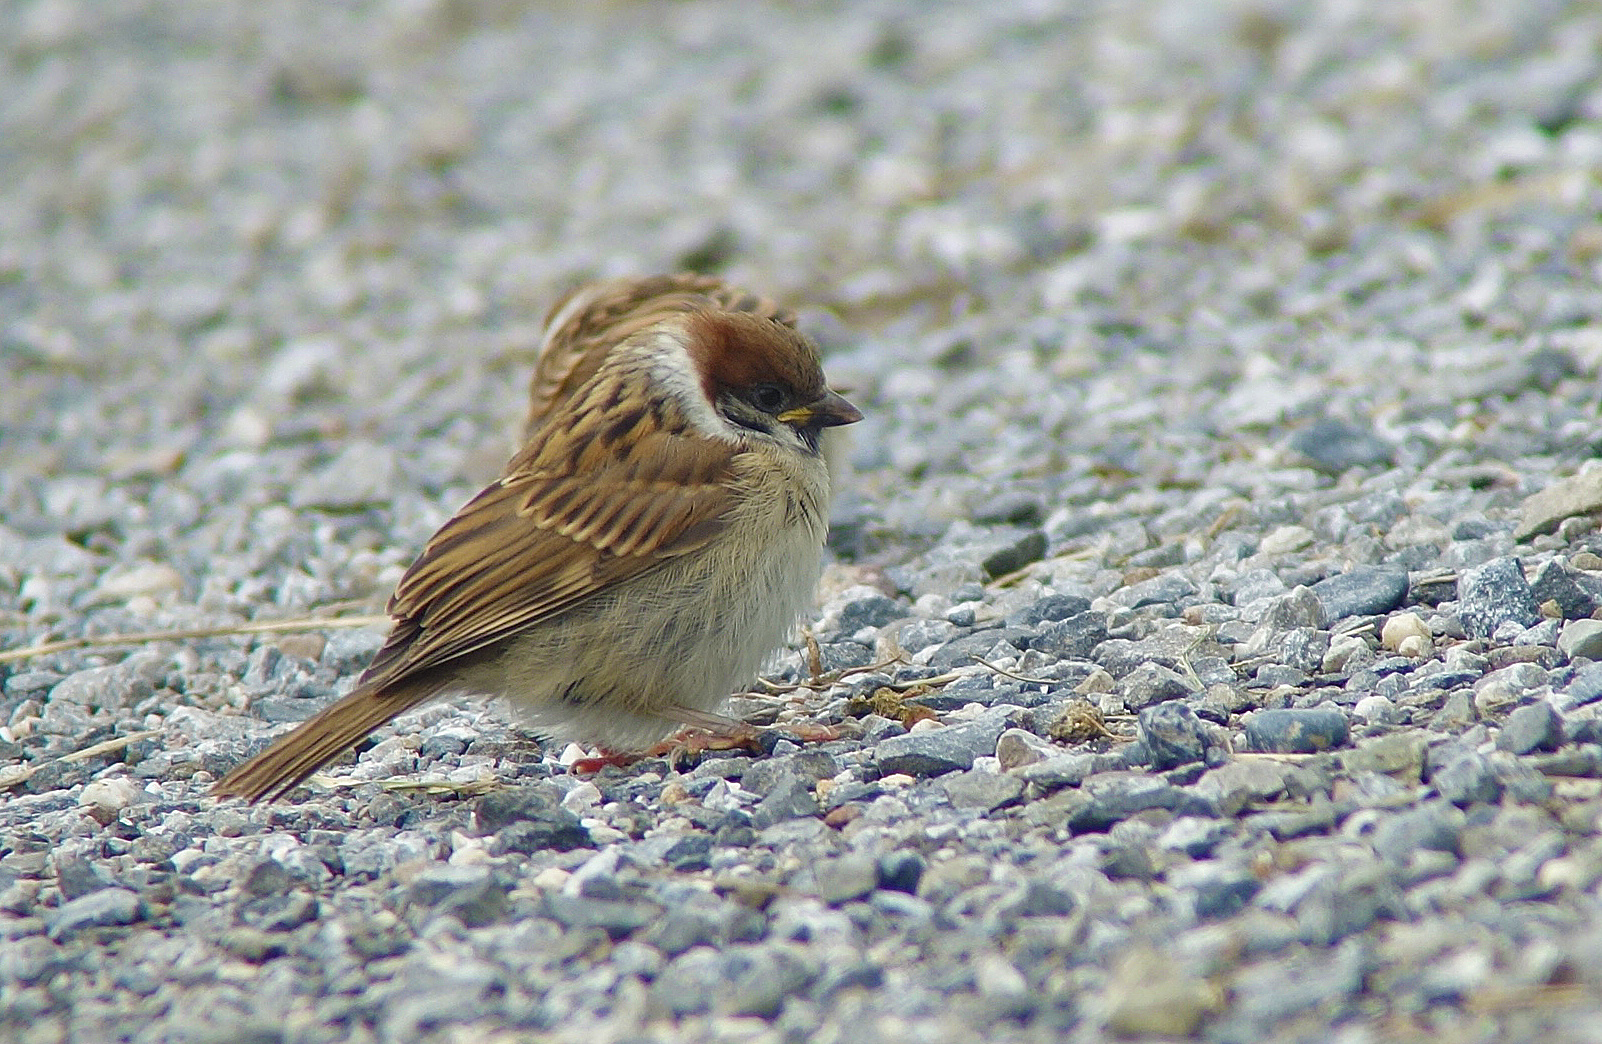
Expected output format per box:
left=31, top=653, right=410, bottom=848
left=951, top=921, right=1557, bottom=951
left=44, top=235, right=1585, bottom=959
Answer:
left=6, top=1, right=1602, bottom=1041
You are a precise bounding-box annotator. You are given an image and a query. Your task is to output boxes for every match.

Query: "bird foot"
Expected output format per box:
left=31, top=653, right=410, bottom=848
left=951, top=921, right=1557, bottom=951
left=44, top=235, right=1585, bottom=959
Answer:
left=566, top=722, right=840, bottom=774
left=567, top=749, right=638, bottom=774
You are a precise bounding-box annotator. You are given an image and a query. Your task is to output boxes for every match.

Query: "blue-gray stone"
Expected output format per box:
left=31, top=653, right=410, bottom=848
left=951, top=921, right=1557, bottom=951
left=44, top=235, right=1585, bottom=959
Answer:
left=1311, top=567, right=1409, bottom=621
left=1529, top=560, right=1600, bottom=620
left=1458, top=557, right=1541, bottom=640
left=941, top=768, right=1025, bottom=810
left=1137, top=702, right=1211, bottom=770
left=750, top=773, right=821, bottom=826
left=1121, top=662, right=1201, bottom=710
left=1430, top=749, right=1503, bottom=807
left=1068, top=772, right=1211, bottom=832
left=1370, top=803, right=1463, bottom=863
left=813, top=853, right=880, bottom=905
left=837, top=594, right=908, bottom=632
left=877, top=851, right=925, bottom=894
left=47, top=888, right=145, bottom=939
left=1243, top=707, right=1350, bottom=753
left=873, top=713, right=1012, bottom=777
left=1496, top=701, right=1562, bottom=755
left=1034, top=611, right=1110, bottom=660
left=1193, top=873, right=1262, bottom=920
left=982, top=530, right=1047, bottom=578
left=1110, top=572, right=1199, bottom=609
left=1288, top=416, right=1394, bottom=474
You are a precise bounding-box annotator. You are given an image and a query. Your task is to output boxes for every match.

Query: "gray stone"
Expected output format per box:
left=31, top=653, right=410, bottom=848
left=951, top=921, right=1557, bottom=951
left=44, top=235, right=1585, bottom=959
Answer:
left=1341, top=731, right=1429, bottom=779
left=1458, top=557, right=1541, bottom=640
left=927, top=631, right=1020, bottom=670
left=873, top=712, right=1012, bottom=777
left=1243, top=708, right=1350, bottom=753
left=1559, top=619, right=1602, bottom=661
left=982, top=530, right=1047, bottom=577
left=1530, top=560, right=1601, bottom=619
left=662, top=834, right=713, bottom=872
left=543, top=893, right=661, bottom=940
left=1121, top=662, right=1201, bottom=710
left=241, top=857, right=294, bottom=898
left=994, top=727, right=1061, bottom=769
left=726, top=944, right=818, bottom=1018
left=1100, top=843, right=1157, bottom=881
left=1192, top=870, right=1262, bottom=920
left=1002, top=878, right=1078, bottom=918
left=53, top=852, right=117, bottom=900
left=1513, top=618, right=1560, bottom=647
left=876, top=851, right=925, bottom=894
left=1431, top=689, right=1478, bottom=729
left=1231, top=569, right=1288, bottom=605
left=1093, top=625, right=1216, bottom=676
left=47, top=888, right=144, bottom=939
left=5, top=671, right=63, bottom=699
left=1011, top=751, right=1106, bottom=791
left=1190, top=758, right=1293, bottom=815
left=1353, top=694, right=1401, bottom=724
left=1158, top=817, right=1234, bottom=857
left=289, top=440, right=399, bottom=510
left=836, top=594, right=908, bottom=632
left=407, top=865, right=510, bottom=928
left=751, top=773, right=821, bottom=826
left=1069, top=772, right=1205, bottom=832
left=1559, top=662, right=1602, bottom=709
left=1137, top=702, right=1211, bottom=770
left=816, top=641, right=875, bottom=672
left=898, top=618, right=958, bottom=653
left=476, top=786, right=591, bottom=854
left=1259, top=586, right=1330, bottom=632
left=941, top=768, right=1025, bottom=811
left=1254, top=664, right=1309, bottom=688
left=1370, top=802, right=1464, bottom=863
left=742, top=749, right=840, bottom=796
left=973, top=491, right=1045, bottom=526
left=1311, top=567, right=1409, bottom=621
left=1430, top=749, right=1504, bottom=807
left=813, top=853, right=879, bottom=905
left=1496, top=701, right=1562, bottom=755
left=1288, top=416, right=1394, bottom=473
left=1010, top=593, right=1092, bottom=626
left=1108, top=572, right=1199, bottom=609
left=1514, top=468, right=1602, bottom=540
left=644, top=908, right=723, bottom=957
left=0, top=936, right=68, bottom=986
left=47, top=663, right=157, bottom=711
left=1279, top=627, right=1332, bottom=673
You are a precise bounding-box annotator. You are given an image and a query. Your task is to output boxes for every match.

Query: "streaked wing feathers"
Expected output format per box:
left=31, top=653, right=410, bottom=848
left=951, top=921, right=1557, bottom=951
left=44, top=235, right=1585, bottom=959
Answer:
left=360, top=379, right=738, bottom=691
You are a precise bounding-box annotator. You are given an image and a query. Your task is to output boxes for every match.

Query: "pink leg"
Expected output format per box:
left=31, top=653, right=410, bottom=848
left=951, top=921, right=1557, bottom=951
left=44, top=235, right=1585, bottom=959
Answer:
left=566, top=722, right=841, bottom=774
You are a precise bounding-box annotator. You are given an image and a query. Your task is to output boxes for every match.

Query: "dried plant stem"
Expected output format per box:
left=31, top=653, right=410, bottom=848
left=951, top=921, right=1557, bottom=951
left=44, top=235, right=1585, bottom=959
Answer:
left=0, top=614, right=390, bottom=666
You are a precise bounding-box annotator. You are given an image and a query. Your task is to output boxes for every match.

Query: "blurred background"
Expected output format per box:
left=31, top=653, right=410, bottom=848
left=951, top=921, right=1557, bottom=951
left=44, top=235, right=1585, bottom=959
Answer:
left=3, top=0, right=1600, bottom=608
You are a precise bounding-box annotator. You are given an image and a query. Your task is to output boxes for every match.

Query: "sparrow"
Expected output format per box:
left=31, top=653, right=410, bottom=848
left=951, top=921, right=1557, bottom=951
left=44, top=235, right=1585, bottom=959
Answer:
left=213, top=274, right=862, bottom=802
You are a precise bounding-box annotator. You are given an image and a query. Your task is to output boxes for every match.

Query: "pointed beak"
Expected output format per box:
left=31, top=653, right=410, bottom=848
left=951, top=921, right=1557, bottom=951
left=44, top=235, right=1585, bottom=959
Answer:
left=778, top=389, right=863, bottom=430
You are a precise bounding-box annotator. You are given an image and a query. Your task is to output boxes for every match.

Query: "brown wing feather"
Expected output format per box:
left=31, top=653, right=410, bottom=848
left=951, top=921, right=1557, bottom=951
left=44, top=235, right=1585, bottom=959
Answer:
left=359, top=370, right=738, bottom=693
left=524, top=274, right=797, bottom=438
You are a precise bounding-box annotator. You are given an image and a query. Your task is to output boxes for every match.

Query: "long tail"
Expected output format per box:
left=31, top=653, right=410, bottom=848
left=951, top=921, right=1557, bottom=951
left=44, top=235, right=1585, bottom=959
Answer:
left=212, top=679, right=442, bottom=803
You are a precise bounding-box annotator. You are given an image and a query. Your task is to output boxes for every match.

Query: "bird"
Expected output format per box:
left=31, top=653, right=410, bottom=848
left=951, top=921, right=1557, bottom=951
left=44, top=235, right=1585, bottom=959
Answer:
left=213, top=274, right=862, bottom=802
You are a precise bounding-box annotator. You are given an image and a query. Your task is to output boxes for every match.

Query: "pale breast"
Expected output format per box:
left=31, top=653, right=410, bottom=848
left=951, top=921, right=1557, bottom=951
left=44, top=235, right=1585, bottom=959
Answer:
left=485, top=447, right=833, bottom=749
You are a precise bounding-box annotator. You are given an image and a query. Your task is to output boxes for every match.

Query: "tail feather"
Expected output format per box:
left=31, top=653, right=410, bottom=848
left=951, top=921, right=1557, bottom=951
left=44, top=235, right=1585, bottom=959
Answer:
left=212, top=680, right=441, bottom=803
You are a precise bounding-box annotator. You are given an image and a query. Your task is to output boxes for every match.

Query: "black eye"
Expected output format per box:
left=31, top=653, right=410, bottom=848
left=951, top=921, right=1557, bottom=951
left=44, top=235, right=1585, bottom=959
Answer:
left=750, top=384, right=787, bottom=413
